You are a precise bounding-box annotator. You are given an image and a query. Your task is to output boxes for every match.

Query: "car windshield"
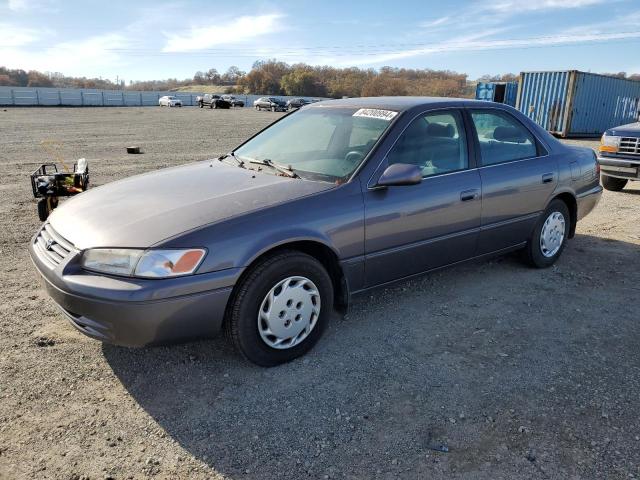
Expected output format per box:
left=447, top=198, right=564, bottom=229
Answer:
left=233, top=107, right=395, bottom=182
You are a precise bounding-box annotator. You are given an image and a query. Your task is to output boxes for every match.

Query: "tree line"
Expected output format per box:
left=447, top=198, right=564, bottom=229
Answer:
left=2, top=62, right=639, bottom=97
left=233, top=60, right=472, bottom=98
left=0, top=65, right=246, bottom=91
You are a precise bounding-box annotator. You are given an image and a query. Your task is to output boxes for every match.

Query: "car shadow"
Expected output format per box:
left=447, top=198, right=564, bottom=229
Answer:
left=103, top=233, right=640, bottom=479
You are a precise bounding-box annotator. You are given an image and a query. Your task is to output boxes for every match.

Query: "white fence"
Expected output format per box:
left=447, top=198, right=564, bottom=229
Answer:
left=0, top=87, right=326, bottom=107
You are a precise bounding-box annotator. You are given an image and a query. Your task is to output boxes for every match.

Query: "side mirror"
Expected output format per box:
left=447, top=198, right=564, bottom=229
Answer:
left=377, top=163, right=422, bottom=187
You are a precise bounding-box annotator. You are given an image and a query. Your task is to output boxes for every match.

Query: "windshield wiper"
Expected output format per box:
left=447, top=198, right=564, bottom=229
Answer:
left=248, top=158, right=300, bottom=178
left=218, top=152, right=245, bottom=168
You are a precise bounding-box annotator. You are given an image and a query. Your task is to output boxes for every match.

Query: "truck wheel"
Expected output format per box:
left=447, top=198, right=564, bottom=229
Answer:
left=37, top=199, right=49, bottom=221
left=225, top=250, right=333, bottom=367
left=523, top=199, right=570, bottom=268
left=601, top=175, right=628, bottom=192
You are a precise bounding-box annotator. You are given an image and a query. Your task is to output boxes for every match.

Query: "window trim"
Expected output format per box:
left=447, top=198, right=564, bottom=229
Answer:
left=465, top=107, right=549, bottom=168
left=367, top=107, right=473, bottom=189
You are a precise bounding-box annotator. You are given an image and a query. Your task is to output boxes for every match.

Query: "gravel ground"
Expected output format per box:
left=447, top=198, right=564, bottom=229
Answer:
left=1, top=107, right=639, bottom=480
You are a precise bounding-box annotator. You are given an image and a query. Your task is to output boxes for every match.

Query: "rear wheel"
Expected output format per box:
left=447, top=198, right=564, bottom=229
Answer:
left=523, top=199, right=570, bottom=268
left=225, top=251, right=333, bottom=367
left=601, top=175, right=628, bottom=192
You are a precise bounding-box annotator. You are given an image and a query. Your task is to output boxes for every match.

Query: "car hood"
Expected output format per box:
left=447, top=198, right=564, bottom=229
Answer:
left=607, top=122, right=640, bottom=136
left=48, top=161, right=334, bottom=250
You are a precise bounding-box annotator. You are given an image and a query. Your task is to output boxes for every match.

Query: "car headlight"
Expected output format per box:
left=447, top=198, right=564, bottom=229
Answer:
left=599, top=133, right=620, bottom=153
left=81, top=248, right=206, bottom=278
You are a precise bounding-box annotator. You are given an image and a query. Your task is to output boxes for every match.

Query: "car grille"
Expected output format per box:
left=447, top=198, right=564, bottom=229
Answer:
left=33, top=223, right=75, bottom=267
left=619, top=137, right=640, bottom=155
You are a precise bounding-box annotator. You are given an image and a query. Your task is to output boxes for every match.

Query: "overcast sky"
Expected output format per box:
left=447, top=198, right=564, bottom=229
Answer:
left=1, top=0, right=639, bottom=82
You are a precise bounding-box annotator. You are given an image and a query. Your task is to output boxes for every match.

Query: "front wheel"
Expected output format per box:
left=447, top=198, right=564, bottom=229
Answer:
left=271, top=106, right=276, bottom=112
left=225, top=251, right=333, bottom=367
left=255, top=105, right=259, bottom=110
left=199, top=101, right=203, bottom=108
left=601, top=175, right=628, bottom=192
left=523, top=199, right=570, bottom=268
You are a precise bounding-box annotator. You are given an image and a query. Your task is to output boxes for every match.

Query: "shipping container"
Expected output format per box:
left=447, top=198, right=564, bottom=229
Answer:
left=475, top=81, right=518, bottom=106
left=515, top=71, right=640, bottom=137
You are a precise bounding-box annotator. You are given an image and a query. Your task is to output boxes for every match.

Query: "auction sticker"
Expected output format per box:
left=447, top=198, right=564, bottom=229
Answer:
left=352, top=108, right=398, bottom=121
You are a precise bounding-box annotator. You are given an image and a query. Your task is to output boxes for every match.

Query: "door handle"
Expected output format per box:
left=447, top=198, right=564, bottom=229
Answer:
left=460, top=189, right=479, bottom=202
left=542, top=173, right=555, bottom=184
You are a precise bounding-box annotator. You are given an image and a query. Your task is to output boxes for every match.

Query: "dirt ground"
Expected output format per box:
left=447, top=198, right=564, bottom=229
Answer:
left=1, top=107, right=639, bottom=480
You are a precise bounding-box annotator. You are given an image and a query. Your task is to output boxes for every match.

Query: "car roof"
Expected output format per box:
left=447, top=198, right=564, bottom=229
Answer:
left=308, top=96, right=488, bottom=111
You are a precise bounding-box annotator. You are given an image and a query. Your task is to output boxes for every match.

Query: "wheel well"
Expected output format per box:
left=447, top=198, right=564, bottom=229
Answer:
left=237, top=241, right=349, bottom=313
left=553, top=192, right=577, bottom=238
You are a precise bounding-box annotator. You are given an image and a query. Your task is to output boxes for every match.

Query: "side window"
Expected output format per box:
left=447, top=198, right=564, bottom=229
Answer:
left=386, top=110, right=468, bottom=178
left=470, top=110, right=538, bottom=166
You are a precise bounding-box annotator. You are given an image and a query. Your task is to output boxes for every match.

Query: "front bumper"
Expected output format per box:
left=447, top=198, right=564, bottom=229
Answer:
left=28, top=233, right=240, bottom=347
left=597, top=155, right=640, bottom=180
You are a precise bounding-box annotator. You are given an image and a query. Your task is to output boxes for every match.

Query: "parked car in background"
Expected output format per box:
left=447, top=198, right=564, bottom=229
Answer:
left=221, top=95, right=245, bottom=107
left=254, top=97, right=287, bottom=112
left=286, top=98, right=311, bottom=110
left=158, top=96, right=182, bottom=107
left=196, top=94, right=231, bottom=109
left=29, top=97, right=602, bottom=366
left=597, top=121, right=640, bottom=191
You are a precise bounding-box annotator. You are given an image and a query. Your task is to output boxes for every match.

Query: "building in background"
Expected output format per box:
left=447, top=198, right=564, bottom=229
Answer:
left=475, top=81, right=518, bottom=107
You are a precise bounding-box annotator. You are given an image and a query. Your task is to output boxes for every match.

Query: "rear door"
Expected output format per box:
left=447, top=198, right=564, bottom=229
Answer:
left=363, top=109, right=482, bottom=287
left=468, top=108, right=558, bottom=254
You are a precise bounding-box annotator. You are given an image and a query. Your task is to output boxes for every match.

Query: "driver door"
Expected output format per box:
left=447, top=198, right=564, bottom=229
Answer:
left=363, top=109, right=482, bottom=287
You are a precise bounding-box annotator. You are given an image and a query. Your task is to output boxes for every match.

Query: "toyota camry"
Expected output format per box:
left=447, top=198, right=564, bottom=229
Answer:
left=29, top=97, right=602, bottom=366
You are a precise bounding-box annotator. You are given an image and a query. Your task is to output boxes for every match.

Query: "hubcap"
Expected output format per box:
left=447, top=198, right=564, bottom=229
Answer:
left=258, top=276, right=321, bottom=350
left=540, top=211, right=565, bottom=258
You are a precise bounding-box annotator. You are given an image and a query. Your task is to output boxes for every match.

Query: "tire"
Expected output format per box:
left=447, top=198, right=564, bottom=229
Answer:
left=212, top=102, right=217, bottom=109
left=209, top=102, right=214, bottom=109
left=523, top=199, right=570, bottom=268
left=601, top=175, right=628, bottom=192
left=225, top=250, right=334, bottom=367
left=255, top=105, right=259, bottom=110
left=271, top=106, right=276, bottom=112
left=199, top=102, right=203, bottom=108
left=37, top=198, right=49, bottom=221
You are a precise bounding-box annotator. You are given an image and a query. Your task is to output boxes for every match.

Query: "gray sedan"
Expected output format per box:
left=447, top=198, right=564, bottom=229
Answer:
left=29, top=97, right=602, bottom=366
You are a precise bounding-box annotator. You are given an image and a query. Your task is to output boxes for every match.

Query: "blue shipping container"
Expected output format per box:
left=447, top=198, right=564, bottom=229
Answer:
left=475, top=81, right=518, bottom=107
left=516, top=71, right=640, bottom=137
